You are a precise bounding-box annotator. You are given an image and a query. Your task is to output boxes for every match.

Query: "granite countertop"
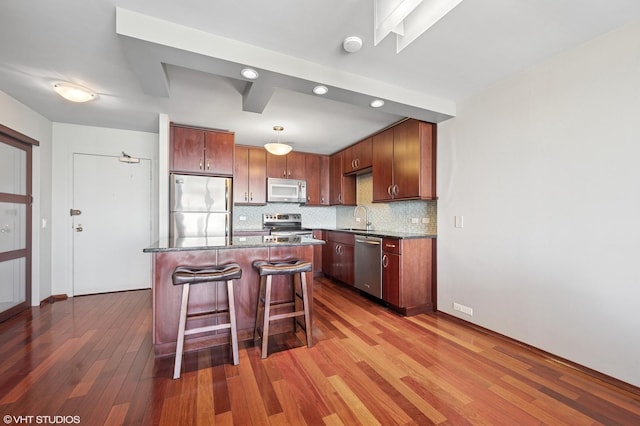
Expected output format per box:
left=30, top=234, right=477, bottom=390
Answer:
left=320, top=228, right=437, bottom=239
left=143, top=235, right=324, bottom=253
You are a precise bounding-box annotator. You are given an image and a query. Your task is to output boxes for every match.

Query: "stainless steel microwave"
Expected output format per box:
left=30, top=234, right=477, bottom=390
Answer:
left=267, top=178, right=307, bottom=203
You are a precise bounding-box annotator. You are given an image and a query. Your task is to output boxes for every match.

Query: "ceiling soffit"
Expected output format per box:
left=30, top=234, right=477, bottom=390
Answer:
left=115, top=7, right=456, bottom=124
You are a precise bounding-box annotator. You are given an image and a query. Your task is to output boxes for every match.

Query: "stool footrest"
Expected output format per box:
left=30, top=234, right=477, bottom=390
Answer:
left=269, top=310, right=305, bottom=321
left=184, top=323, right=231, bottom=336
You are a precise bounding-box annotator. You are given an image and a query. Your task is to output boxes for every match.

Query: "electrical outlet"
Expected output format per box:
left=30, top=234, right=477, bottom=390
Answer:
left=422, top=217, right=429, bottom=224
left=355, top=217, right=361, bottom=222
left=453, top=302, right=473, bottom=316
left=411, top=218, right=419, bottom=224
left=239, top=215, right=247, bottom=221
left=455, top=215, right=464, bottom=228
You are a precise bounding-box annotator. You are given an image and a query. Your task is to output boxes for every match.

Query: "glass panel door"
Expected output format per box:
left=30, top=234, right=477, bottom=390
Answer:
left=0, top=133, right=32, bottom=322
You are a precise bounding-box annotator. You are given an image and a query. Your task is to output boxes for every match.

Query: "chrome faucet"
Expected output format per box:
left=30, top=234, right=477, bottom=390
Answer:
left=353, top=205, right=371, bottom=231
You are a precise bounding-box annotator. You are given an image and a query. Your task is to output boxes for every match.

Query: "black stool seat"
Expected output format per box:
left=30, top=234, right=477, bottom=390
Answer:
left=173, top=263, right=242, bottom=285
left=171, top=262, right=242, bottom=379
left=253, top=258, right=313, bottom=358
left=252, top=259, right=312, bottom=276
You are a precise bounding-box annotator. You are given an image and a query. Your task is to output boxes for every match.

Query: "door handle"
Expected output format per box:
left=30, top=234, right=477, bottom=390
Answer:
left=75, top=225, right=83, bottom=232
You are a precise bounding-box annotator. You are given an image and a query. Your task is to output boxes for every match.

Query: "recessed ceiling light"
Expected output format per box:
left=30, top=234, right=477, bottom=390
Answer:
left=240, top=68, right=259, bottom=80
left=343, top=36, right=363, bottom=53
left=313, top=85, right=328, bottom=95
left=53, top=81, right=96, bottom=103
left=370, top=99, right=385, bottom=108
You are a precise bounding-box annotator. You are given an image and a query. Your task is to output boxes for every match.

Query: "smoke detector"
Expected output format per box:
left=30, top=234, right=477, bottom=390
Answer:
left=343, top=36, right=363, bottom=53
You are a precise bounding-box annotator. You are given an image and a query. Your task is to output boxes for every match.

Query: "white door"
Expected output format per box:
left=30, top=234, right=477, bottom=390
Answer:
left=72, top=153, right=151, bottom=295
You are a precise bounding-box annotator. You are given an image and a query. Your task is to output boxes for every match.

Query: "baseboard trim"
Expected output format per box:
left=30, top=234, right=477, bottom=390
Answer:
left=39, top=294, right=68, bottom=306
left=436, top=311, right=640, bottom=397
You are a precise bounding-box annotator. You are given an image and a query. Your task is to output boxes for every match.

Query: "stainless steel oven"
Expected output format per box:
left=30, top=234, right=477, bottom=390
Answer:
left=263, top=213, right=313, bottom=237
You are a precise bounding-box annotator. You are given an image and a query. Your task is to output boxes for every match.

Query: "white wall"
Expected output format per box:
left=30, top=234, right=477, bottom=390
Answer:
left=437, top=22, right=640, bottom=386
left=51, top=123, right=159, bottom=296
left=0, top=90, right=53, bottom=305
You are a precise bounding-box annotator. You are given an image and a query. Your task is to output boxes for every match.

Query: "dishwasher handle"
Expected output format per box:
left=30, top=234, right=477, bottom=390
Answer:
left=355, top=235, right=382, bottom=246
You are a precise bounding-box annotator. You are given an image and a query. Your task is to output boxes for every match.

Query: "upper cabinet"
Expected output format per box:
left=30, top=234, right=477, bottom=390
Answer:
left=329, top=151, right=356, bottom=205
left=266, top=151, right=306, bottom=179
left=234, top=146, right=267, bottom=205
left=170, top=124, right=234, bottom=176
left=343, top=137, right=373, bottom=174
left=305, top=153, right=330, bottom=206
left=372, top=119, right=436, bottom=202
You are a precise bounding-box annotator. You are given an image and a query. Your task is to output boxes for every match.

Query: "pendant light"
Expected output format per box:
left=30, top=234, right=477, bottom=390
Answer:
left=264, top=126, right=292, bottom=156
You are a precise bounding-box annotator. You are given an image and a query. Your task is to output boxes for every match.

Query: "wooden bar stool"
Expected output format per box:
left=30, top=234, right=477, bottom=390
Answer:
left=171, top=263, right=242, bottom=379
left=252, top=258, right=313, bottom=359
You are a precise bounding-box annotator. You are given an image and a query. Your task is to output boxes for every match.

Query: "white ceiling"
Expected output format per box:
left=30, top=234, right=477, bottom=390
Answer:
left=1, top=0, right=639, bottom=154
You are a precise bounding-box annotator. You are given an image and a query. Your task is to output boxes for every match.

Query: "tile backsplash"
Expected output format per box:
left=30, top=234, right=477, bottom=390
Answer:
left=233, top=173, right=437, bottom=235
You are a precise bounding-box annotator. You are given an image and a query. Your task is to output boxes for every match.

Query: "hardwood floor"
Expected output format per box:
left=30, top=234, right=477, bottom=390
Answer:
left=1, top=277, right=639, bottom=425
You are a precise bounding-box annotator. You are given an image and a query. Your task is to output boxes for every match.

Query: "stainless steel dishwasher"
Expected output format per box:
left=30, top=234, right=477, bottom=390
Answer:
left=354, top=235, right=382, bottom=298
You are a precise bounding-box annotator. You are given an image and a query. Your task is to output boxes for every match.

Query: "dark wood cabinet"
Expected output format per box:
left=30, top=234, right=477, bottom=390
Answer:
left=305, top=153, right=330, bottom=205
left=266, top=151, right=306, bottom=179
left=329, top=151, right=356, bottom=205
left=372, top=119, right=436, bottom=201
left=381, top=237, right=435, bottom=315
left=311, top=229, right=324, bottom=276
left=343, top=137, right=373, bottom=174
left=171, top=125, right=234, bottom=176
left=234, top=146, right=266, bottom=204
left=322, top=231, right=354, bottom=285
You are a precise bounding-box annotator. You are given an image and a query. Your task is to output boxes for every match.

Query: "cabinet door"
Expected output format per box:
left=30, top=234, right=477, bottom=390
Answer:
left=312, top=230, right=324, bottom=275
left=319, top=155, right=330, bottom=205
left=391, top=119, right=421, bottom=199
left=382, top=252, right=401, bottom=306
left=305, top=154, right=321, bottom=205
left=329, top=151, right=356, bottom=205
left=322, top=240, right=337, bottom=278
left=340, top=243, right=354, bottom=286
left=343, top=137, right=373, bottom=174
left=286, top=152, right=306, bottom=179
left=247, top=148, right=267, bottom=204
left=372, top=128, right=394, bottom=201
left=234, top=146, right=250, bottom=204
left=266, top=152, right=288, bottom=178
left=204, top=131, right=234, bottom=176
left=329, top=152, right=343, bottom=204
left=171, top=126, right=204, bottom=173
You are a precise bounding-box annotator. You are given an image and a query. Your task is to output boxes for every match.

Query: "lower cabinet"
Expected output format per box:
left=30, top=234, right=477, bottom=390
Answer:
left=322, top=231, right=354, bottom=285
left=311, top=229, right=324, bottom=276
left=382, top=237, right=435, bottom=315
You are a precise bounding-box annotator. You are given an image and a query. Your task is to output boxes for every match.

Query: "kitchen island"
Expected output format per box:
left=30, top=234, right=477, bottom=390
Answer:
left=144, top=236, right=324, bottom=357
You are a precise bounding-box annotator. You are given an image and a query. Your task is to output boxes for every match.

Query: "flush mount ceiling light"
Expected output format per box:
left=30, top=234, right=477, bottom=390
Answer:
left=374, top=0, right=464, bottom=52
left=240, top=68, right=259, bottom=79
left=343, top=36, right=363, bottom=53
left=370, top=99, right=385, bottom=108
left=313, top=85, right=328, bottom=95
left=53, top=81, right=96, bottom=103
left=264, top=125, right=293, bottom=156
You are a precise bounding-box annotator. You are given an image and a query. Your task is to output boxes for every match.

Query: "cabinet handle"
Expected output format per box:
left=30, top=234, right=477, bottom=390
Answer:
left=283, top=170, right=286, bottom=177
left=207, top=159, right=210, bottom=170
left=382, top=254, right=389, bottom=268
left=307, top=195, right=310, bottom=201
left=338, top=193, right=342, bottom=203
left=288, top=170, right=291, bottom=177
left=393, top=184, right=399, bottom=196
left=244, top=191, right=248, bottom=201
left=250, top=192, right=253, bottom=201
left=351, top=159, right=355, bottom=169
left=199, top=159, right=203, bottom=169
left=387, top=185, right=392, bottom=196
left=354, top=158, right=360, bottom=168
left=385, top=243, right=396, bottom=248
left=335, top=245, right=340, bottom=254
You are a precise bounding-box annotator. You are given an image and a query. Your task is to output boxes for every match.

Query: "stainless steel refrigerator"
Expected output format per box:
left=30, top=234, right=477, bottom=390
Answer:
left=170, top=174, right=232, bottom=241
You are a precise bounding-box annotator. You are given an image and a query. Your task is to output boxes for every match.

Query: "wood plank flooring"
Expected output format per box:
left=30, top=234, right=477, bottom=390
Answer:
left=1, top=276, right=639, bottom=425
